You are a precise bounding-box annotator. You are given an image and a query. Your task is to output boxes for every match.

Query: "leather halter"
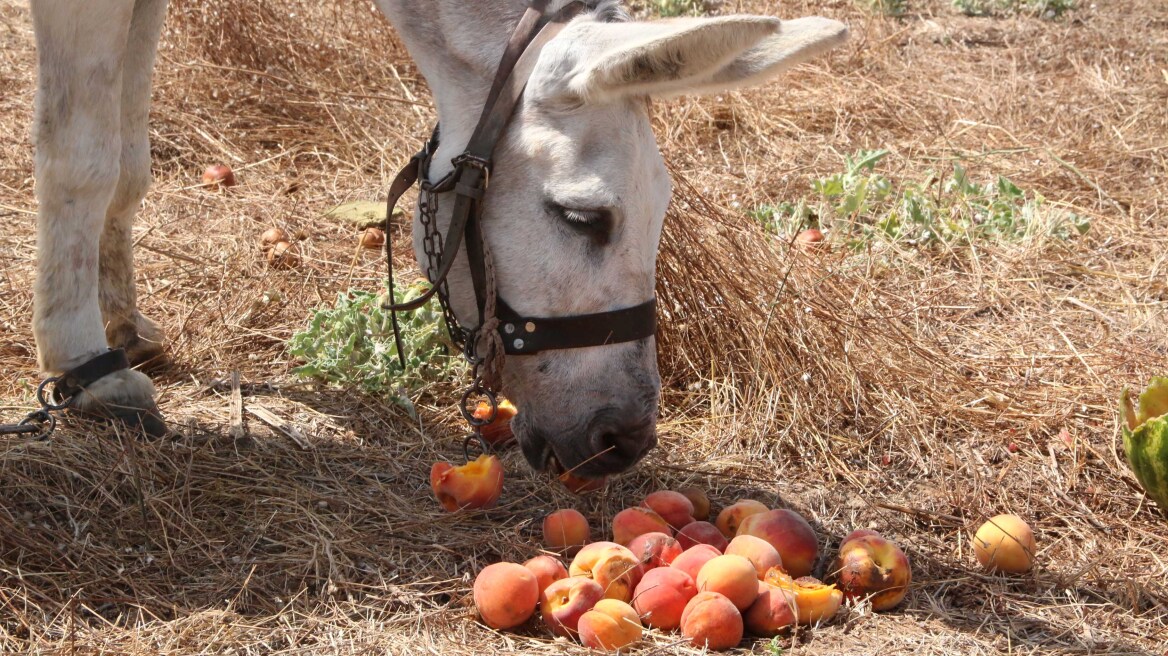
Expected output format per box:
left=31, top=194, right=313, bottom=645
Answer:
left=383, top=0, right=657, bottom=367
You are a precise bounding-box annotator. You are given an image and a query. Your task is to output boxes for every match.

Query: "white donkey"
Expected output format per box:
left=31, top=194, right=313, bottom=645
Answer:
left=28, top=0, right=846, bottom=478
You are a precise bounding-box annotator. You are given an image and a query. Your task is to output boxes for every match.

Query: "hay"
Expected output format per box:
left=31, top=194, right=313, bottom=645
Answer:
left=2, top=0, right=1167, bottom=653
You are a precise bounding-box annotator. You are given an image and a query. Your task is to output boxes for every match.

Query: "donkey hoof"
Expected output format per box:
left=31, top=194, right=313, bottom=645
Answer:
left=69, top=369, right=172, bottom=439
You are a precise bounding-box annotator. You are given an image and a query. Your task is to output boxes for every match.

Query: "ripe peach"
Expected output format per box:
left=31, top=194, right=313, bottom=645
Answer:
left=259, top=227, right=290, bottom=251
left=695, top=554, right=760, bottom=611
left=201, top=163, right=235, bottom=188
left=764, top=567, right=843, bottom=625
left=714, top=499, right=768, bottom=538
left=631, top=566, right=697, bottom=631
left=680, top=591, right=743, bottom=651
left=522, top=555, right=567, bottom=596
left=570, top=541, right=630, bottom=577
left=472, top=562, right=538, bottom=630
left=974, top=514, right=1036, bottom=574
left=744, top=581, right=796, bottom=637
left=679, top=486, right=711, bottom=521
left=578, top=599, right=643, bottom=651
left=725, top=534, right=783, bottom=579
left=429, top=454, right=504, bottom=512
left=570, top=542, right=642, bottom=602
left=841, top=528, right=881, bottom=547
left=677, top=520, right=729, bottom=552
left=830, top=534, right=911, bottom=611
left=541, top=576, right=604, bottom=637
left=266, top=241, right=300, bottom=269
left=557, top=469, right=607, bottom=494
left=359, top=227, right=385, bottom=249
left=737, top=509, right=819, bottom=578
left=671, top=544, right=722, bottom=583
left=642, top=490, right=696, bottom=529
left=471, top=398, right=518, bottom=446
left=542, top=509, right=590, bottom=555
left=612, top=507, right=672, bottom=546
left=627, top=531, right=682, bottom=569
left=794, top=228, right=826, bottom=248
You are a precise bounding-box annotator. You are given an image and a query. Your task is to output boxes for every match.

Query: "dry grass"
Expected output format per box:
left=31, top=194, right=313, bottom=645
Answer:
left=2, top=0, right=1167, bottom=653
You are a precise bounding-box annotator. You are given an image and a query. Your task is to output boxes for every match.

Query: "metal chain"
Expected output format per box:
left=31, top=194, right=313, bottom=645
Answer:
left=419, top=181, right=469, bottom=354
left=0, top=376, right=66, bottom=439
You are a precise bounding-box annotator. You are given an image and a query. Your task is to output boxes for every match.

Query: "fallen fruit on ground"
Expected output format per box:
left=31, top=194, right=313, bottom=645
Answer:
left=973, top=514, right=1036, bottom=573
left=260, top=227, right=290, bottom=251
left=266, top=241, right=300, bottom=269
left=744, top=581, right=797, bottom=637
left=429, top=454, right=504, bottom=512
left=794, top=227, right=826, bottom=248
left=578, top=599, right=643, bottom=651
left=681, top=591, right=743, bottom=651
left=201, top=163, right=235, bottom=188
left=557, top=468, right=607, bottom=494
left=473, top=562, right=539, bottom=630
left=725, top=534, right=783, bottom=579
left=830, top=534, right=911, bottom=611
left=695, top=554, right=760, bottom=611
left=522, top=555, right=568, bottom=596
left=627, top=531, right=682, bottom=569
left=764, top=567, right=843, bottom=625
left=679, top=486, right=711, bottom=521
left=671, top=544, right=722, bottom=583
left=472, top=398, right=518, bottom=445
left=359, top=227, right=385, bottom=249
left=570, top=542, right=642, bottom=602
left=840, top=528, right=881, bottom=547
left=738, top=509, right=819, bottom=578
left=612, top=506, right=672, bottom=545
left=1120, top=378, right=1168, bottom=513
left=677, top=520, right=729, bottom=552
left=543, top=509, right=590, bottom=554
left=642, top=490, right=696, bottom=529
left=632, top=566, right=697, bottom=631
left=714, top=499, right=768, bottom=538
left=541, top=576, right=604, bottom=637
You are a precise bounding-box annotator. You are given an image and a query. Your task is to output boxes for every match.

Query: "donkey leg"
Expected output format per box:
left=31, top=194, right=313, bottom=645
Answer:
left=100, top=0, right=170, bottom=371
left=30, top=0, right=165, bottom=436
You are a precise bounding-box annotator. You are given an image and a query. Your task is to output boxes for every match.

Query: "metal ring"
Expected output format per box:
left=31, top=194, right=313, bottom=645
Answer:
left=462, top=431, right=492, bottom=461
left=460, top=384, right=497, bottom=427
left=36, top=377, right=72, bottom=412
left=18, top=410, right=55, bottom=439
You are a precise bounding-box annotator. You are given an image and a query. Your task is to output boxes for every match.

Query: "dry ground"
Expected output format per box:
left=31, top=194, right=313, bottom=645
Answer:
left=2, top=0, right=1167, bottom=653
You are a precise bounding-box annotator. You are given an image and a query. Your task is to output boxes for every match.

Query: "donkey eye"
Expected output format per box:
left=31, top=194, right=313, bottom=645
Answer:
left=549, top=203, right=614, bottom=245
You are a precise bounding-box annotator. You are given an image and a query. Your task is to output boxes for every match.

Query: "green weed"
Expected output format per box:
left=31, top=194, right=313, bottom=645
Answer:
left=953, top=0, right=1075, bottom=18
left=649, top=0, right=706, bottom=17
left=860, top=0, right=908, bottom=16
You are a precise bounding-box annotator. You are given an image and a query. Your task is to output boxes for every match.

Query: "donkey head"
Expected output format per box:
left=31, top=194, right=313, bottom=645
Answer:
left=385, top=1, right=847, bottom=479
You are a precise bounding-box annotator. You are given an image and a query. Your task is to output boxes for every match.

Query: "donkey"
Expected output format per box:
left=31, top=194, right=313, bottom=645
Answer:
left=27, top=0, right=846, bottom=479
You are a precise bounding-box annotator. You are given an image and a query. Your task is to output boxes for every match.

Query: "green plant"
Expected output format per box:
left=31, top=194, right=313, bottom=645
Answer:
left=650, top=0, right=706, bottom=17
left=766, top=636, right=785, bottom=655
left=288, top=282, right=464, bottom=405
left=860, top=0, right=908, bottom=16
left=953, top=0, right=1075, bottom=18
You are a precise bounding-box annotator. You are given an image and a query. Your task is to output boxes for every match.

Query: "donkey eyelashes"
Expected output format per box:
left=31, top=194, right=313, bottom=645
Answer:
left=547, top=202, right=615, bottom=246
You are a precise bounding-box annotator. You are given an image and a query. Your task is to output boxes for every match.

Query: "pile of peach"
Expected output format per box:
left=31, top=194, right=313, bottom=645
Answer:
left=472, top=490, right=913, bottom=651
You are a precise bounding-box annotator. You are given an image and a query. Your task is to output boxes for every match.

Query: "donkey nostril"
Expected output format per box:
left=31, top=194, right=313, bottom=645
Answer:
left=591, top=423, right=656, bottom=462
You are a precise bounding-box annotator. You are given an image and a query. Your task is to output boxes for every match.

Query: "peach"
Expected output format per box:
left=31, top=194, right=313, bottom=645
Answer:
left=612, top=507, right=672, bottom=546
left=471, top=398, right=517, bottom=446
left=557, top=469, right=607, bottom=494
left=522, top=555, right=568, bottom=596
left=472, top=562, right=538, bottom=630
left=578, top=599, right=643, bottom=651
left=764, top=567, right=843, bottom=625
left=680, top=591, right=743, bottom=651
left=570, top=542, right=642, bottom=602
left=714, top=499, right=768, bottom=538
left=830, top=534, right=911, bottom=611
left=627, top=531, right=683, bottom=569
left=695, top=554, right=760, bottom=611
left=570, top=541, right=631, bottom=577
left=671, top=544, right=722, bottom=583
left=542, top=509, right=590, bottom=555
left=974, top=514, right=1036, bottom=574
left=429, top=454, right=504, bottom=512
left=679, top=486, right=711, bottom=521
left=725, top=535, right=783, bottom=579
left=641, top=490, right=696, bottom=529
left=201, top=163, right=235, bottom=188
left=631, top=566, right=697, bottom=630
left=677, top=520, right=729, bottom=552
left=744, top=581, right=796, bottom=637
left=737, top=509, right=819, bottom=578
left=541, top=576, right=604, bottom=637
left=841, top=528, right=881, bottom=547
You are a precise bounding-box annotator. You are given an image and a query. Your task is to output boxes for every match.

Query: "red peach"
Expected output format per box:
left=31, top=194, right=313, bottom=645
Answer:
left=830, top=534, right=911, bottom=611
left=725, top=534, right=783, bottom=579
left=541, top=576, right=604, bottom=637
left=631, top=566, right=697, bottom=631
left=557, top=468, right=607, bottom=494
left=522, top=555, right=567, bottom=596
left=642, top=490, right=696, bottom=529
left=542, top=509, right=590, bottom=555
left=677, top=520, right=729, bottom=552
left=359, top=227, right=385, bottom=249
left=201, top=163, right=235, bottom=188
left=680, top=591, right=743, bottom=651
left=678, top=487, right=711, bottom=521
left=612, top=507, right=672, bottom=546
left=578, top=599, right=643, bottom=651
left=737, top=509, right=819, bottom=578
left=671, top=544, right=722, bottom=583
left=429, top=454, right=504, bottom=512
left=744, top=581, right=797, bottom=637
left=841, top=528, right=881, bottom=547
left=570, top=542, right=642, bottom=603
left=627, top=531, right=683, bottom=570
left=471, top=398, right=518, bottom=446
left=472, top=562, right=538, bottom=630
left=695, top=554, right=760, bottom=611
left=714, top=500, right=769, bottom=538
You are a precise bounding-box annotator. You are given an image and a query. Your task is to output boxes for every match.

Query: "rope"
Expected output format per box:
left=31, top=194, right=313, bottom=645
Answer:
left=475, top=218, right=506, bottom=392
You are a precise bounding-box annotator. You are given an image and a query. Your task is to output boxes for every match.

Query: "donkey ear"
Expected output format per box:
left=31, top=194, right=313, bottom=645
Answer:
left=553, top=15, right=847, bottom=103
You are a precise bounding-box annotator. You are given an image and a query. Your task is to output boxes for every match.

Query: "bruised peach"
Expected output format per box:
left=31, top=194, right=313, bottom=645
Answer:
left=679, top=486, right=711, bottom=521
left=671, top=544, right=722, bottom=583
left=764, top=567, right=843, bottom=625
left=471, top=399, right=518, bottom=446
left=570, top=542, right=642, bottom=602
left=642, top=490, right=696, bottom=529
left=557, top=469, right=607, bottom=494
left=578, top=599, right=643, bottom=651
left=725, top=535, right=783, bottom=579
left=738, top=509, right=819, bottom=578
left=472, top=562, right=538, bottom=630
left=627, top=531, right=683, bottom=569
left=744, top=581, right=797, bottom=637
left=632, top=566, right=697, bottom=630
left=677, top=520, right=729, bottom=552
left=680, top=591, right=743, bottom=651
left=541, top=576, right=604, bottom=637
left=830, top=534, right=911, bottom=611
left=612, top=507, right=672, bottom=546
left=542, top=509, right=590, bottom=555
left=714, top=500, right=768, bottom=538
left=522, top=555, right=568, bottom=596
left=429, top=454, right=504, bottom=512
left=695, top=554, right=760, bottom=611
left=570, top=542, right=630, bottom=577
left=974, top=514, right=1036, bottom=574
left=842, top=528, right=882, bottom=547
